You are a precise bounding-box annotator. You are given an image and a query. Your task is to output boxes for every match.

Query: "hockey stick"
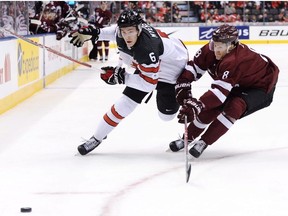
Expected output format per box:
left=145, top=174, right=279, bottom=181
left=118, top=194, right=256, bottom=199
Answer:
left=0, top=28, right=92, bottom=68
left=66, top=3, right=85, bottom=19
left=35, top=1, right=47, bottom=34
left=184, top=115, right=192, bottom=183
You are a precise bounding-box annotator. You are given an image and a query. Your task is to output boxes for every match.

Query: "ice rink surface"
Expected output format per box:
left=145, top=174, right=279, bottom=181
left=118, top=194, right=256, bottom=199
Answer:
left=0, top=44, right=288, bottom=216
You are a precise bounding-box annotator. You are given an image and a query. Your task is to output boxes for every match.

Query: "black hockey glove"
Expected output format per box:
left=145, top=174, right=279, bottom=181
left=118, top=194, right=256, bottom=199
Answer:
left=178, top=98, right=203, bottom=123
left=175, top=81, right=192, bottom=105
left=69, top=25, right=100, bottom=47
left=114, top=67, right=126, bottom=84
left=100, top=66, right=126, bottom=85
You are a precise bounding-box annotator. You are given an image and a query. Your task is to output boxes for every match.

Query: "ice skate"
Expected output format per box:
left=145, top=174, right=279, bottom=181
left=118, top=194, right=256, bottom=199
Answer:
left=169, top=139, right=184, bottom=152
left=78, top=136, right=101, bottom=155
left=189, top=140, right=208, bottom=158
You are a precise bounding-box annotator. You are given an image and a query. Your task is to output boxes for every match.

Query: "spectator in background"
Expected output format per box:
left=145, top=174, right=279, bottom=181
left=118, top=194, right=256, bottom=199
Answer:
left=172, top=2, right=179, bottom=14
left=146, top=2, right=157, bottom=23
left=128, top=1, right=139, bottom=11
left=211, top=9, right=221, bottom=22
left=29, top=2, right=59, bottom=34
left=235, top=1, right=245, bottom=9
left=249, top=14, right=257, bottom=22
left=207, top=15, right=217, bottom=24
left=127, top=1, right=146, bottom=21
left=15, top=4, right=29, bottom=35
left=227, top=13, right=242, bottom=23
left=199, top=9, right=211, bottom=23
left=172, top=2, right=181, bottom=23
left=271, top=1, right=281, bottom=9
left=274, top=11, right=286, bottom=22
left=158, top=2, right=170, bottom=23
left=173, top=8, right=182, bottom=23
left=1, top=3, right=15, bottom=36
left=29, top=1, right=72, bottom=36
left=224, top=2, right=236, bottom=15
left=243, top=14, right=249, bottom=23
left=88, top=1, right=112, bottom=61
left=189, top=1, right=202, bottom=21
left=258, top=12, right=270, bottom=22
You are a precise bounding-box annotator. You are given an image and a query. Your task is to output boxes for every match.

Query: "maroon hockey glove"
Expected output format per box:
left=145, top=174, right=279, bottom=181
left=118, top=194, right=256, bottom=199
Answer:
left=178, top=98, right=203, bottom=123
left=100, top=66, right=126, bottom=85
left=175, top=82, right=192, bottom=105
left=56, top=17, right=75, bottom=40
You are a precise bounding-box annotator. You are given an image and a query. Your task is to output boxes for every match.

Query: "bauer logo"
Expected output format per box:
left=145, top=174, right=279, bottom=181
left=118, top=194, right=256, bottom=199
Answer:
left=199, top=26, right=250, bottom=40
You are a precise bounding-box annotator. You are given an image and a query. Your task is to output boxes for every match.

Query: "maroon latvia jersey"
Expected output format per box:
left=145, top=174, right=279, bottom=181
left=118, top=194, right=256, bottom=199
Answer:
left=184, top=42, right=279, bottom=110
left=94, top=8, right=112, bottom=28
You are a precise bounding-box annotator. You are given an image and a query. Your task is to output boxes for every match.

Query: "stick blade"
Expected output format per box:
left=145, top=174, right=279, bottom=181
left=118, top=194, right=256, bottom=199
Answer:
left=184, top=115, right=191, bottom=183
left=186, top=163, right=191, bottom=183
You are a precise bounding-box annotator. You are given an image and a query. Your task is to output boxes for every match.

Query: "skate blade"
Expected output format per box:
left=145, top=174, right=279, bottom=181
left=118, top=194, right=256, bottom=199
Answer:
left=165, top=148, right=184, bottom=152
left=186, top=163, right=192, bottom=183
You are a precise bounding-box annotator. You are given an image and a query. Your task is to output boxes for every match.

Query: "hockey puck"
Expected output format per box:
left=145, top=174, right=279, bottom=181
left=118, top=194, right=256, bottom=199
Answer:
left=20, top=207, right=32, bottom=213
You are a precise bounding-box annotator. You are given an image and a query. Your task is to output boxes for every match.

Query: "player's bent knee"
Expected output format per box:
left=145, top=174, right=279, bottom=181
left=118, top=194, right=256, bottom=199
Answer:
left=222, top=112, right=236, bottom=123
left=223, top=97, right=247, bottom=120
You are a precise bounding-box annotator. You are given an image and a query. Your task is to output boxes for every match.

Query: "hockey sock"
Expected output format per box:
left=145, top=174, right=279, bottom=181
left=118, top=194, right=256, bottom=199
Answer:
left=93, top=95, right=138, bottom=140
left=201, top=113, right=234, bottom=145
left=187, top=117, right=208, bottom=140
left=188, top=108, right=221, bottom=140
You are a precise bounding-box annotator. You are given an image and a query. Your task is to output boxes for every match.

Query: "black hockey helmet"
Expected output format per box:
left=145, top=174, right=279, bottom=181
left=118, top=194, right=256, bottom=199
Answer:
left=212, top=24, right=239, bottom=45
left=117, top=9, right=143, bottom=28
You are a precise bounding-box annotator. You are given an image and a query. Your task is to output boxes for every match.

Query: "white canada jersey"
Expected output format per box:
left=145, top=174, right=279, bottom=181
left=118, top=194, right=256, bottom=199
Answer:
left=98, top=23, right=189, bottom=93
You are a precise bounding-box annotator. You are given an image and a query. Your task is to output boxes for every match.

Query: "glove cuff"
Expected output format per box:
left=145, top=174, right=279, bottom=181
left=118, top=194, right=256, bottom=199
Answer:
left=175, top=82, right=191, bottom=90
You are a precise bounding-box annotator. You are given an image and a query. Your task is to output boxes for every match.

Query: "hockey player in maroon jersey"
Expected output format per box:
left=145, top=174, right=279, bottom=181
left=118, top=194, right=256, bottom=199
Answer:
left=69, top=10, right=189, bottom=155
left=88, top=1, right=112, bottom=61
left=169, top=24, right=279, bottom=158
left=29, top=2, right=60, bottom=34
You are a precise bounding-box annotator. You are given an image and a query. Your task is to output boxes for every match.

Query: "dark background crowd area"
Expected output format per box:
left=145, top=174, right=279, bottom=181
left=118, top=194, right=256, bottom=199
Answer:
left=0, top=1, right=287, bottom=38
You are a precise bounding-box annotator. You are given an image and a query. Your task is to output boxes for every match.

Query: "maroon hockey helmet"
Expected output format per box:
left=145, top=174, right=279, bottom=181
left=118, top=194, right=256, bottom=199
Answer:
left=212, top=24, right=239, bottom=45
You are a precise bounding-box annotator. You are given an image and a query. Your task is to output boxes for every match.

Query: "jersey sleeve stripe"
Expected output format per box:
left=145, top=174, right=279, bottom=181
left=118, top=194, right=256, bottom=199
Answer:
left=212, top=80, right=233, bottom=92
left=186, top=64, right=205, bottom=81
left=210, top=88, right=227, bottom=103
left=138, top=63, right=160, bottom=73
left=139, top=73, right=158, bottom=85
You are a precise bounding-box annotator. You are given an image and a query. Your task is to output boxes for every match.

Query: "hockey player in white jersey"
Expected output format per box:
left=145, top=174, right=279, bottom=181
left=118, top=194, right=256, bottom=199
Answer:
left=69, top=10, right=189, bottom=155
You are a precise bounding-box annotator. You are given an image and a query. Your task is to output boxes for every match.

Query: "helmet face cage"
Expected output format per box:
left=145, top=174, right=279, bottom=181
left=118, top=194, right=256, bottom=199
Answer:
left=212, top=24, right=239, bottom=45
left=117, top=10, right=143, bottom=28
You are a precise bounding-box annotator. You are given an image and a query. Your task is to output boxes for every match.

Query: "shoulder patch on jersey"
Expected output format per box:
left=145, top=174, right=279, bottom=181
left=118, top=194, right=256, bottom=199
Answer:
left=141, top=23, right=159, bottom=38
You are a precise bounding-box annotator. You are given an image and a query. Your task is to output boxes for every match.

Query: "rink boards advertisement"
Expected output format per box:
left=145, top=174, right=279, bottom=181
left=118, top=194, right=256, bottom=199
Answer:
left=198, top=26, right=250, bottom=40
left=17, top=37, right=40, bottom=86
left=0, top=25, right=287, bottom=114
left=0, top=34, right=87, bottom=114
left=0, top=41, right=16, bottom=99
left=157, top=25, right=288, bottom=44
left=44, top=35, right=79, bottom=74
